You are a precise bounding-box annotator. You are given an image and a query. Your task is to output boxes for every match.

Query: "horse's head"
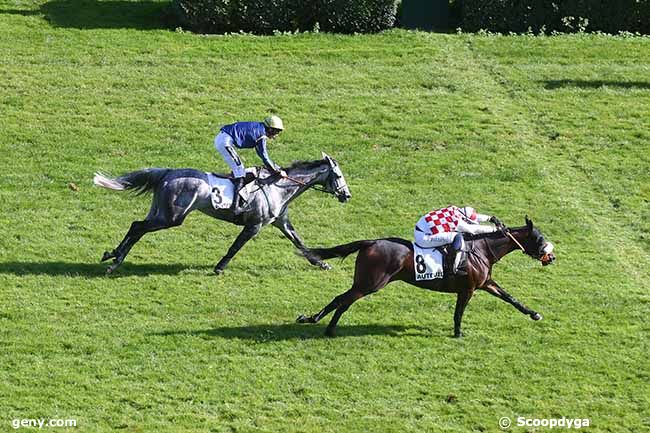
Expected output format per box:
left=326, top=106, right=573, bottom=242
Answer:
left=519, top=217, right=556, bottom=266
left=321, top=152, right=351, bottom=203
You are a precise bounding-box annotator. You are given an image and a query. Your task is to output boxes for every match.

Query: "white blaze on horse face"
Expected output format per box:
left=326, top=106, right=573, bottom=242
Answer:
left=543, top=242, right=554, bottom=254
left=321, top=152, right=349, bottom=196
left=333, top=163, right=350, bottom=194
left=332, top=162, right=343, bottom=178
left=331, top=164, right=350, bottom=200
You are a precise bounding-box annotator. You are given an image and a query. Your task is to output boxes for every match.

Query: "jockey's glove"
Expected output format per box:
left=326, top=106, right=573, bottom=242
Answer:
left=489, top=216, right=505, bottom=230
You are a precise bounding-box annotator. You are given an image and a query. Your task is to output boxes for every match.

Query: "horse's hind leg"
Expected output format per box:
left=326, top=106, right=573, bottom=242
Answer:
left=103, top=193, right=192, bottom=274
left=323, top=287, right=366, bottom=337
left=480, top=279, right=542, bottom=321
left=103, top=220, right=153, bottom=263
left=105, top=218, right=171, bottom=274
left=102, top=222, right=143, bottom=264
left=325, top=278, right=394, bottom=336
left=297, top=244, right=399, bottom=336
left=296, top=285, right=361, bottom=324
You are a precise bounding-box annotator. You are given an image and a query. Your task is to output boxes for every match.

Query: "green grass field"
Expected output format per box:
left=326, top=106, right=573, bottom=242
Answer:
left=1, top=1, right=649, bottom=432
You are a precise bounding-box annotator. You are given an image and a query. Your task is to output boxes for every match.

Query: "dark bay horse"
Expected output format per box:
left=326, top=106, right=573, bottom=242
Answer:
left=93, top=154, right=351, bottom=274
left=298, top=217, right=556, bottom=337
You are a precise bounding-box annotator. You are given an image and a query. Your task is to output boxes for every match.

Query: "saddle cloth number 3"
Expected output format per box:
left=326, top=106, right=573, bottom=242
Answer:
left=206, top=173, right=235, bottom=209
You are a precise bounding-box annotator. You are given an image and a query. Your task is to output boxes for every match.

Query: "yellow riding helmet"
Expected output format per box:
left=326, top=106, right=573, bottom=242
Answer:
left=264, top=115, right=284, bottom=131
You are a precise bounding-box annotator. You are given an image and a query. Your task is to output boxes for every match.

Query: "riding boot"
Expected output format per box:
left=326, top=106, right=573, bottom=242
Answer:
left=231, top=177, right=244, bottom=216
left=445, top=247, right=458, bottom=277
left=446, top=233, right=466, bottom=277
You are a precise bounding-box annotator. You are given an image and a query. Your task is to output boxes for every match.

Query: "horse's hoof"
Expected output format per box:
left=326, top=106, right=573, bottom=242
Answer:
left=319, top=262, right=332, bottom=271
left=531, top=312, right=543, bottom=321
left=214, top=267, right=224, bottom=275
left=101, top=251, right=113, bottom=262
left=453, top=331, right=463, bottom=338
left=106, top=266, right=114, bottom=275
left=325, top=328, right=336, bottom=338
left=296, top=315, right=309, bottom=324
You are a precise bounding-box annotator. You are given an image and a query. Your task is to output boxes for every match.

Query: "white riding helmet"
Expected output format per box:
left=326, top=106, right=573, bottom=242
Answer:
left=459, top=206, right=478, bottom=222
left=263, top=115, right=284, bottom=131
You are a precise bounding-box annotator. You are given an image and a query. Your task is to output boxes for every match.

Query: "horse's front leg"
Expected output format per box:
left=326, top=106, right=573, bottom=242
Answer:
left=272, top=215, right=331, bottom=270
left=480, top=279, right=542, bottom=321
left=214, top=224, right=262, bottom=274
left=453, top=289, right=474, bottom=338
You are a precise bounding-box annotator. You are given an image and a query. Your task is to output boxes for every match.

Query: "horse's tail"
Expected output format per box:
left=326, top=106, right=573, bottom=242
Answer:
left=93, top=168, right=170, bottom=195
left=306, top=240, right=377, bottom=261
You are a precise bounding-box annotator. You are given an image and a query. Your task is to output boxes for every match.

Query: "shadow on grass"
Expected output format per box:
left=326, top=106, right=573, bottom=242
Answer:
left=154, top=323, right=433, bottom=341
left=1, top=0, right=173, bottom=30
left=0, top=261, right=199, bottom=277
left=543, top=80, right=650, bottom=90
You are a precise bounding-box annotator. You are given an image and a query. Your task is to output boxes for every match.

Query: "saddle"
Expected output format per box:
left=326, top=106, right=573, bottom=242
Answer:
left=209, top=167, right=259, bottom=186
left=205, top=169, right=258, bottom=211
left=206, top=167, right=282, bottom=211
left=413, top=243, right=468, bottom=281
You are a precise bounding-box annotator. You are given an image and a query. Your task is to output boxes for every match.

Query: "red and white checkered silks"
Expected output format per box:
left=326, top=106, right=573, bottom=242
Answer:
left=423, top=205, right=462, bottom=235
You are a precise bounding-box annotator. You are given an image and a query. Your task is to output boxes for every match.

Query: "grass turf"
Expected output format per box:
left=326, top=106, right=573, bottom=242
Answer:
left=1, top=1, right=649, bottom=432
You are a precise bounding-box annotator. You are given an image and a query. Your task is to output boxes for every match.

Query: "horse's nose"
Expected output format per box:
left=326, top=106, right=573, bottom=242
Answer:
left=541, top=252, right=556, bottom=266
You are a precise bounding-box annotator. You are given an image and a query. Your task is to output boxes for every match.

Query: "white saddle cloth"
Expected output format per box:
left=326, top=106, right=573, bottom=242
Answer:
left=413, top=243, right=444, bottom=281
left=206, top=174, right=235, bottom=209
left=205, top=168, right=259, bottom=210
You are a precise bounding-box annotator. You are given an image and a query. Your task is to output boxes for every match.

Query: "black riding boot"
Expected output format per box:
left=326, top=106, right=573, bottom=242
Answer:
left=445, top=234, right=466, bottom=276
left=231, top=177, right=244, bottom=216
left=445, top=247, right=458, bottom=277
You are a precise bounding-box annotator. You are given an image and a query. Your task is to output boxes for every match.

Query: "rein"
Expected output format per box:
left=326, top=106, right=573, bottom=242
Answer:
left=505, top=228, right=553, bottom=263
left=284, top=175, right=332, bottom=195
left=470, top=230, right=523, bottom=268
left=505, top=230, right=526, bottom=253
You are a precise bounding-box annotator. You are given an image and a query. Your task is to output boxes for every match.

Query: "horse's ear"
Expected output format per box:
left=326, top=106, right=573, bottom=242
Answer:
left=321, top=152, right=334, bottom=165
left=525, top=215, right=533, bottom=229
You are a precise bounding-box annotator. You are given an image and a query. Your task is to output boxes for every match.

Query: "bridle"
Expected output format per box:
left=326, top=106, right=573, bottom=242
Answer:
left=284, top=171, right=346, bottom=197
left=504, top=228, right=554, bottom=264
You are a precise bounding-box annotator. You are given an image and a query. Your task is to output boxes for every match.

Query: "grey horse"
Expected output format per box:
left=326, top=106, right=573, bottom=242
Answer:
left=93, top=153, right=351, bottom=274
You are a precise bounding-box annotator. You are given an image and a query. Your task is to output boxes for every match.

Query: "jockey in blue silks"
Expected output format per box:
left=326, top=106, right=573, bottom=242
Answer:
left=214, top=115, right=287, bottom=214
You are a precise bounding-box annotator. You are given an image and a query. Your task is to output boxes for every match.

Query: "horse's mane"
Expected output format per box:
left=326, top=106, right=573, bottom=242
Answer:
left=284, top=159, right=326, bottom=171
left=253, top=159, right=325, bottom=179
left=462, top=225, right=529, bottom=241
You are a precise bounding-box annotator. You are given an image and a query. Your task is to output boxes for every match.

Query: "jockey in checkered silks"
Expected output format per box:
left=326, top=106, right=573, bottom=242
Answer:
left=414, top=205, right=502, bottom=275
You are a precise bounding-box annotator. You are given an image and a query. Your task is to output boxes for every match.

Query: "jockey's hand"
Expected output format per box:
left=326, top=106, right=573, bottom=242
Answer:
left=489, top=216, right=505, bottom=230
left=278, top=170, right=288, bottom=178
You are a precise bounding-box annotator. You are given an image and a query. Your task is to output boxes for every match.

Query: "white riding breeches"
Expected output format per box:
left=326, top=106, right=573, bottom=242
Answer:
left=215, top=132, right=245, bottom=178
left=414, top=229, right=457, bottom=249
